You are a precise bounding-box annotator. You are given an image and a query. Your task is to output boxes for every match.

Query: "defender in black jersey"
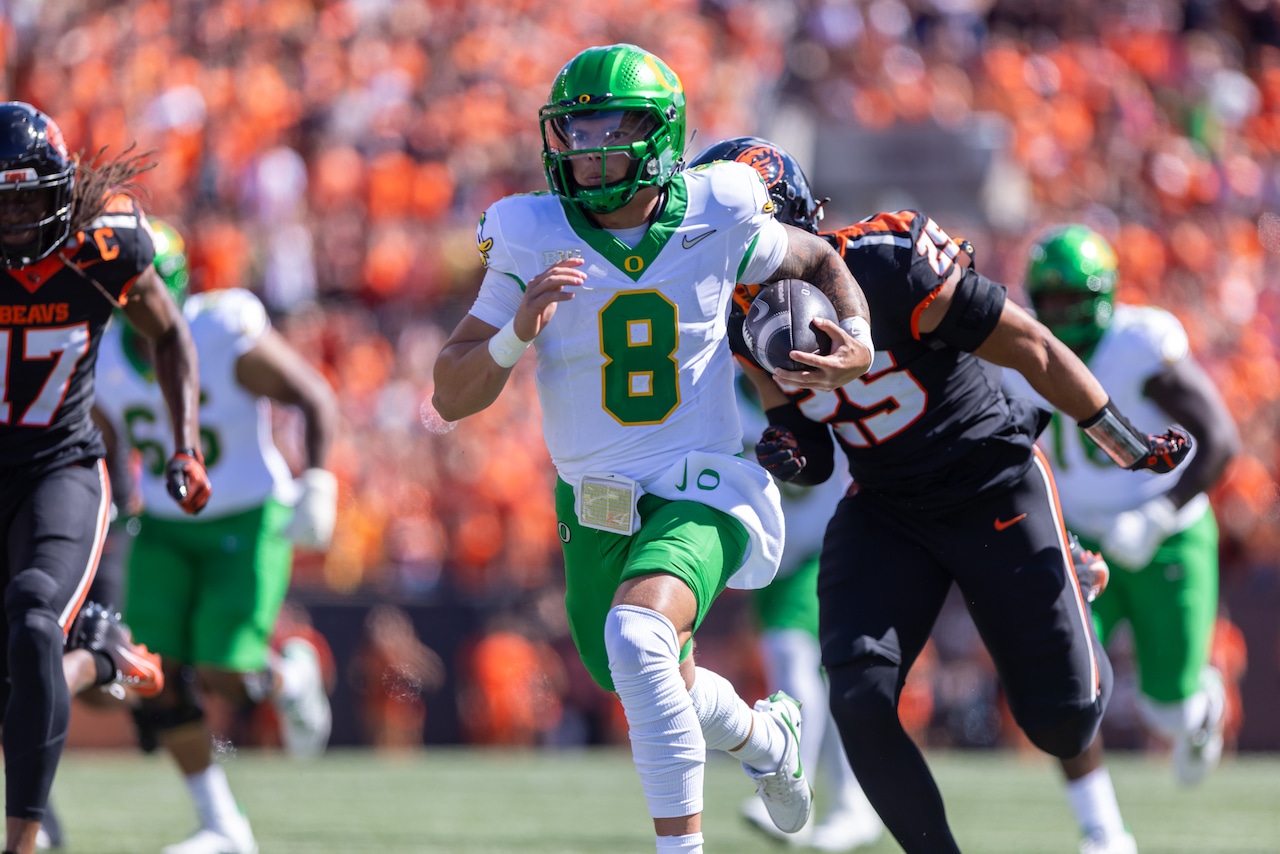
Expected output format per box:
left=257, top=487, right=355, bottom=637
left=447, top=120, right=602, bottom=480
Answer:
left=692, top=138, right=1191, bottom=854
left=0, top=102, right=207, bottom=854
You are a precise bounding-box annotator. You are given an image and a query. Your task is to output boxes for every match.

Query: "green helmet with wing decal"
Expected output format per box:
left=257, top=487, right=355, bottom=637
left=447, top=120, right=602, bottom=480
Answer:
left=1025, top=224, right=1118, bottom=356
left=148, top=217, right=189, bottom=306
left=539, top=44, right=687, bottom=215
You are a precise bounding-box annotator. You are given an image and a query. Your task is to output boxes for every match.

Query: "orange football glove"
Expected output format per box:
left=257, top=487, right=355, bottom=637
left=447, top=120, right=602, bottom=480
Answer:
left=165, top=447, right=211, bottom=515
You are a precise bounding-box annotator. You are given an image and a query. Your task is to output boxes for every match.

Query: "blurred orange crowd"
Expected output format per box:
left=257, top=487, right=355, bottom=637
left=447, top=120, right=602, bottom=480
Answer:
left=1, top=0, right=1276, bottom=608
left=779, top=0, right=1280, bottom=575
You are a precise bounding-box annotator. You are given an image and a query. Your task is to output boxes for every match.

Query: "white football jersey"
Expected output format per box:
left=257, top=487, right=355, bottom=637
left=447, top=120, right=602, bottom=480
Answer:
left=471, top=161, right=789, bottom=489
left=1003, top=304, right=1206, bottom=539
left=95, top=288, right=297, bottom=520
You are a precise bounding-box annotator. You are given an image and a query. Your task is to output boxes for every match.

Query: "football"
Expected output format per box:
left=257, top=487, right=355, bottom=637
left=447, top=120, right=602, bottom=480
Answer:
left=741, top=279, right=839, bottom=373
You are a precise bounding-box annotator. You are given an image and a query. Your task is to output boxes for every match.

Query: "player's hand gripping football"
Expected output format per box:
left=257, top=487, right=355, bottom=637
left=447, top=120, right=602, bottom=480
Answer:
left=165, top=447, right=212, bottom=515
left=1127, top=427, right=1193, bottom=474
left=773, top=317, right=874, bottom=392
left=756, top=425, right=807, bottom=482
left=516, top=257, right=587, bottom=341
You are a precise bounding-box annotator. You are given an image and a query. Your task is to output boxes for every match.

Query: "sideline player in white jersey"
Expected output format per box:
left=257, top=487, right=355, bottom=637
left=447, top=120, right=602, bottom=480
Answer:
left=92, top=220, right=341, bottom=854
left=1008, top=225, right=1239, bottom=804
left=432, top=44, right=874, bottom=854
left=734, top=375, right=883, bottom=851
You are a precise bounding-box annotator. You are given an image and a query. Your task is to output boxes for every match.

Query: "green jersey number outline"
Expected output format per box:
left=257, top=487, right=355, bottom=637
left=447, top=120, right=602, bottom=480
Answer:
left=599, top=291, right=680, bottom=425
left=123, top=390, right=222, bottom=476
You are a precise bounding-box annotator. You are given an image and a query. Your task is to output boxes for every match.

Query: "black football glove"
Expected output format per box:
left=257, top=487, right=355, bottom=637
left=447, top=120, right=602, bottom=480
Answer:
left=1128, top=427, right=1193, bottom=474
left=756, top=425, right=806, bottom=482
left=165, top=447, right=212, bottom=515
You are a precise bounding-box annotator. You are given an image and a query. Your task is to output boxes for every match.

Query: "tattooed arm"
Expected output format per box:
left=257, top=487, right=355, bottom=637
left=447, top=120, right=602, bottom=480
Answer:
left=763, top=225, right=873, bottom=389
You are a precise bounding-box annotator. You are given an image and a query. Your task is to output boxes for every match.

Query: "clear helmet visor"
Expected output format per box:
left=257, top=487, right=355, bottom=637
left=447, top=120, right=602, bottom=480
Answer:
left=544, top=110, right=658, bottom=187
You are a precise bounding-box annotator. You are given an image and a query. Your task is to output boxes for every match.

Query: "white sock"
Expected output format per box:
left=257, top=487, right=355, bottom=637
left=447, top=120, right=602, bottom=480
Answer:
left=605, top=605, right=705, bottom=819
left=1066, top=767, right=1127, bottom=839
left=688, top=666, right=785, bottom=773
left=656, top=832, right=703, bottom=853
left=185, top=764, right=242, bottom=832
left=759, top=629, right=826, bottom=782
left=273, top=648, right=308, bottom=701
left=1139, top=691, right=1207, bottom=740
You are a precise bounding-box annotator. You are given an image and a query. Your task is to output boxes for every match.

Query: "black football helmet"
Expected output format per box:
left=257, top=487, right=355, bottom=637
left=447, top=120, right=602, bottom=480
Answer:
left=688, top=136, right=823, bottom=232
left=0, top=102, right=75, bottom=269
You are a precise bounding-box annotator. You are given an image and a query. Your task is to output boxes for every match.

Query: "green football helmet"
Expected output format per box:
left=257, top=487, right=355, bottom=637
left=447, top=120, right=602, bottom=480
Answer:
left=1025, top=224, right=1118, bottom=355
left=539, top=44, right=687, bottom=214
left=149, top=217, right=189, bottom=305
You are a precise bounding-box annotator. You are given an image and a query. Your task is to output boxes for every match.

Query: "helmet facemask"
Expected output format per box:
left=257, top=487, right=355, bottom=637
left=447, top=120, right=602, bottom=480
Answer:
left=0, top=102, right=76, bottom=269
left=0, top=167, right=74, bottom=269
left=540, top=45, right=687, bottom=215
left=1025, top=225, right=1118, bottom=356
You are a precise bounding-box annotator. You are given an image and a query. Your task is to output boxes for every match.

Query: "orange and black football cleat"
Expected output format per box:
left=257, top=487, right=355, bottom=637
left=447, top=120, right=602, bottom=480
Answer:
left=1067, top=533, right=1109, bottom=604
left=69, top=601, right=165, bottom=698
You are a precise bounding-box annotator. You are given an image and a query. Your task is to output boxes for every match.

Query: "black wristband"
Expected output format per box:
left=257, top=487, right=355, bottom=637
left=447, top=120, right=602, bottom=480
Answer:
left=1079, top=398, right=1148, bottom=468
left=91, top=650, right=117, bottom=686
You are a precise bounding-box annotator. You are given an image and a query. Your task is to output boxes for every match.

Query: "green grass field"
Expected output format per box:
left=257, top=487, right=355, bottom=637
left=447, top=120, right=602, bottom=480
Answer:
left=48, top=748, right=1280, bottom=853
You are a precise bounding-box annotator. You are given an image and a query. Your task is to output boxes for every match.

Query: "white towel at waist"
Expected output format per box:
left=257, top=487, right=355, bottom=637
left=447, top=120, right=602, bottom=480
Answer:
left=645, top=451, right=785, bottom=590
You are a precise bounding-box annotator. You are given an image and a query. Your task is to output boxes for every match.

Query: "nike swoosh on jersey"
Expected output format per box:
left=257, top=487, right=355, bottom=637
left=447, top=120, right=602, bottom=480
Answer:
left=993, top=513, right=1027, bottom=531
left=682, top=229, right=717, bottom=249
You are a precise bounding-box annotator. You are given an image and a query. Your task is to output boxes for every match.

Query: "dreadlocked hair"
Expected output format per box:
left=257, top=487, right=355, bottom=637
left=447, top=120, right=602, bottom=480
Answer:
left=68, top=143, right=157, bottom=235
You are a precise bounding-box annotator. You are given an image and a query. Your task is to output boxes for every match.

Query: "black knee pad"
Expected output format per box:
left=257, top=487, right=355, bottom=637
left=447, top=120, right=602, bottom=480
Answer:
left=1022, top=701, right=1104, bottom=759
left=5, top=568, right=59, bottom=620
left=10, top=607, right=65, bottom=662
left=132, top=667, right=204, bottom=752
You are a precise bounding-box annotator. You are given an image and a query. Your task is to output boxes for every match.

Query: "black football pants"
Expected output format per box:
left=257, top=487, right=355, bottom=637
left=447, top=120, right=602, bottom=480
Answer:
left=0, top=459, right=109, bottom=821
left=819, top=449, right=1112, bottom=853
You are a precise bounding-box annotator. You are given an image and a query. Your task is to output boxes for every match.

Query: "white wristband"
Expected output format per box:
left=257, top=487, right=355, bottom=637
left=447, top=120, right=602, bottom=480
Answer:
left=839, top=316, right=874, bottom=352
left=487, top=318, right=530, bottom=368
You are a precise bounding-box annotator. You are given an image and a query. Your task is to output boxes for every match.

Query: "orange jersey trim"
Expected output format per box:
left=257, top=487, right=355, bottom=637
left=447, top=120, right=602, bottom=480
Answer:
left=910, top=283, right=945, bottom=341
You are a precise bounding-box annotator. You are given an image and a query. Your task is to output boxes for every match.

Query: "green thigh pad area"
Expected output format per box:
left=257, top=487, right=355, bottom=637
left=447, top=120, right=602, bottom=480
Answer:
left=555, top=478, right=749, bottom=691
left=750, top=554, right=819, bottom=638
left=1089, top=508, right=1220, bottom=703
left=124, top=498, right=294, bottom=672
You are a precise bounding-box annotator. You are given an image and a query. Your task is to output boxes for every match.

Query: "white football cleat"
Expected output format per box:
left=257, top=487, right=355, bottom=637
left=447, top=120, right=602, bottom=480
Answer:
left=273, top=637, right=332, bottom=758
left=743, top=690, right=813, bottom=834
left=740, top=794, right=812, bottom=844
left=162, top=813, right=258, bottom=854
left=1080, top=829, right=1138, bottom=854
left=1174, top=666, right=1226, bottom=786
left=809, top=790, right=884, bottom=852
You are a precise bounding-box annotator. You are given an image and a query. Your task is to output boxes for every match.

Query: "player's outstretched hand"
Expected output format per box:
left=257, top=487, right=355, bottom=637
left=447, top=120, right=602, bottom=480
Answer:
left=772, top=317, right=873, bottom=391
left=1127, top=427, right=1193, bottom=474
left=165, top=448, right=212, bottom=515
left=756, top=425, right=806, bottom=482
left=515, top=258, right=587, bottom=341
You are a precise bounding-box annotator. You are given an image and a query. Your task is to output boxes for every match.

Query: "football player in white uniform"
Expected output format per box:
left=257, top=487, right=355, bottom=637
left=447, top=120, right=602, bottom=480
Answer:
left=1010, top=225, right=1239, bottom=806
left=432, top=44, right=873, bottom=854
left=93, top=220, right=341, bottom=854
